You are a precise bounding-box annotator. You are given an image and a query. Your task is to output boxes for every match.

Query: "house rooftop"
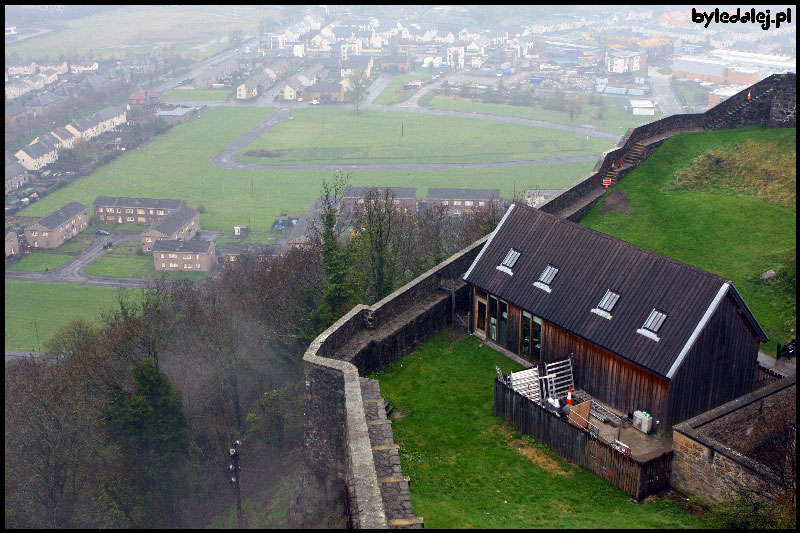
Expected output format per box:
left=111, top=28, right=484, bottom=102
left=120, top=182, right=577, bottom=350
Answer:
left=93, top=196, right=186, bottom=210
left=152, top=239, right=214, bottom=254
left=463, top=203, right=767, bottom=378
left=427, top=188, right=500, bottom=201
left=343, top=186, right=416, bottom=199
left=28, top=202, right=87, bottom=231
left=145, top=206, right=199, bottom=236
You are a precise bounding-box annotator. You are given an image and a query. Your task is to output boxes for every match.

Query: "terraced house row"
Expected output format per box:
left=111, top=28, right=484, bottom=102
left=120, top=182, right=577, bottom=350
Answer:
left=23, top=201, right=88, bottom=249
left=12, top=104, right=127, bottom=171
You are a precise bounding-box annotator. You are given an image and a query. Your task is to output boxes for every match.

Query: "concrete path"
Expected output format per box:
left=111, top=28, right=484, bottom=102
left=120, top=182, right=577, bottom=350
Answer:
left=757, top=351, right=796, bottom=376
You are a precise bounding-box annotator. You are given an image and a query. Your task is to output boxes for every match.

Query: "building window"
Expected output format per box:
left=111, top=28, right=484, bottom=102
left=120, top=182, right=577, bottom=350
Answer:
left=31, top=231, right=37, bottom=236
left=137, top=209, right=144, bottom=214
left=637, top=309, right=667, bottom=341
left=162, top=263, right=166, bottom=268
left=454, top=200, right=462, bottom=205
left=534, top=265, right=559, bottom=293
left=496, top=248, right=520, bottom=275
left=169, top=253, right=178, bottom=259
left=196, top=263, right=201, bottom=269
left=126, top=209, right=133, bottom=213
left=127, top=217, right=134, bottom=222
left=98, top=207, right=104, bottom=213
left=117, top=208, right=121, bottom=213
left=591, top=290, right=621, bottom=320
left=465, top=201, right=473, bottom=206
left=149, top=210, right=154, bottom=214
left=42, top=232, right=48, bottom=237
left=157, top=210, right=164, bottom=215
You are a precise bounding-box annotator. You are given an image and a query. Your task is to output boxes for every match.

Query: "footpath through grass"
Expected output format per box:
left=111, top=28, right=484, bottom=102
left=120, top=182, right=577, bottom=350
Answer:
left=581, top=126, right=796, bottom=353
left=5, top=280, right=128, bottom=351
left=374, top=330, right=700, bottom=528
left=372, top=72, right=435, bottom=105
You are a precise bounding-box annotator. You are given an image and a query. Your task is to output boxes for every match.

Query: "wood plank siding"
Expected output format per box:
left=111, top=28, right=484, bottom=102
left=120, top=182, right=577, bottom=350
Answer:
left=667, top=293, right=761, bottom=428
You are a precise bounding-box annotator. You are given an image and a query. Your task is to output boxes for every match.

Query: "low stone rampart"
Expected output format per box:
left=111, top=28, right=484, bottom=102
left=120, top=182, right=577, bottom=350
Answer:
left=300, top=236, right=488, bottom=527
left=671, top=376, right=796, bottom=503
left=540, top=73, right=796, bottom=222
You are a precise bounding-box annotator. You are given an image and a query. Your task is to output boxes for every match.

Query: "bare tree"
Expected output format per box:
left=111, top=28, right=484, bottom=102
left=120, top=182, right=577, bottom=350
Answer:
left=345, top=69, right=369, bottom=115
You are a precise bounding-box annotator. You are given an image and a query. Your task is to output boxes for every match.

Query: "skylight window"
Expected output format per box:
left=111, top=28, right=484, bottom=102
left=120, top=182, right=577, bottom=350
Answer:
left=496, top=248, right=521, bottom=276
left=591, top=290, right=621, bottom=320
left=533, top=265, right=559, bottom=292
left=637, top=308, right=667, bottom=341
left=597, top=290, right=621, bottom=312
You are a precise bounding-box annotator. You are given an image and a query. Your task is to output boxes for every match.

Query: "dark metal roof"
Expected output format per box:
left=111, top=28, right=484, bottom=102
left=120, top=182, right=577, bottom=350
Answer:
left=145, top=206, right=198, bottom=237
left=152, top=239, right=213, bottom=254
left=5, top=161, right=27, bottom=181
left=29, top=202, right=87, bottom=231
left=343, top=186, right=416, bottom=199
left=93, top=196, right=185, bottom=210
left=463, top=203, right=768, bottom=377
left=427, top=188, right=500, bottom=201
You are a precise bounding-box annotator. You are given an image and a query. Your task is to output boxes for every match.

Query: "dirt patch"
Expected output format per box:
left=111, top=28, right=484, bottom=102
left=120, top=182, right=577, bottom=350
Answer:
left=244, top=149, right=286, bottom=158
left=509, top=439, right=572, bottom=476
left=600, top=189, right=632, bottom=215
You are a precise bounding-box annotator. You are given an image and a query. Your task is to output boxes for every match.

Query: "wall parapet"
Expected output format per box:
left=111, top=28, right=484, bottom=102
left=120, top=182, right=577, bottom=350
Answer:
left=300, top=235, right=488, bottom=527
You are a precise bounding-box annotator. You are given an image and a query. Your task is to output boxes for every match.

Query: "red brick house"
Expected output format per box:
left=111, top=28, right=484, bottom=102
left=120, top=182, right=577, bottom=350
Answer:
left=94, top=196, right=186, bottom=225
left=140, top=206, right=199, bottom=252
left=152, top=239, right=216, bottom=272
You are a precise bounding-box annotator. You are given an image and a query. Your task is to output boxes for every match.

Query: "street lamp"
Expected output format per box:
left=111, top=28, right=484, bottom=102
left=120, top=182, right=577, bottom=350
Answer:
left=228, top=439, right=243, bottom=528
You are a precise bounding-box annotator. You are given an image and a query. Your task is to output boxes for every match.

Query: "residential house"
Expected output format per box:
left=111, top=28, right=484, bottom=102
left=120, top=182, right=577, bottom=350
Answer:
left=341, top=186, right=417, bottom=215
left=140, top=206, right=200, bottom=251
left=218, top=242, right=279, bottom=268
left=5, top=229, right=20, bottom=258
left=155, top=106, right=198, bottom=125
left=236, top=79, right=258, bottom=100
left=14, top=137, right=58, bottom=171
left=5, top=80, right=31, bottom=100
left=65, top=105, right=127, bottom=140
left=39, top=69, right=59, bottom=85
left=93, top=196, right=186, bottom=225
left=306, top=81, right=345, bottom=102
left=463, top=204, right=768, bottom=433
left=280, top=78, right=305, bottom=101
left=50, top=127, right=77, bottom=149
left=24, top=201, right=88, bottom=249
left=379, top=54, right=410, bottom=71
left=81, top=73, right=113, bottom=91
left=38, top=60, right=69, bottom=75
left=5, top=102, right=28, bottom=122
left=24, top=91, right=62, bottom=116
left=5, top=161, right=29, bottom=194
left=152, top=239, right=216, bottom=272
left=70, top=60, right=99, bottom=74
left=426, top=188, right=501, bottom=215
left=605, top=49, right=647, bottom=73
left=128, top=89, right=162, bottom=107
left=340, top=55, right=373, bottom=79
left=6, top=60, right=38, bottom=76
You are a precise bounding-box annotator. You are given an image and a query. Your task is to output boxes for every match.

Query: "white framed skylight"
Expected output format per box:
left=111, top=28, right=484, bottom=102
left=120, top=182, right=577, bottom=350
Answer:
left=533, top=264, right=559, bottom=292
left=637, top=308, right=667, bottom=341
left=496, top=248, right=521, bottom=275
left=591, top=290, right=621, bottom=320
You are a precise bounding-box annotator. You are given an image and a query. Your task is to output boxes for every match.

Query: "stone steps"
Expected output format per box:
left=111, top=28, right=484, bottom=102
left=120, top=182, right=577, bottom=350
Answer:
left=360, top=377, right=424, bottom=529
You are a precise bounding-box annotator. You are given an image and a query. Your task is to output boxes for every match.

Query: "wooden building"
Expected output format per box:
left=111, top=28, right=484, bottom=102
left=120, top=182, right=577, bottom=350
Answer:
left=463, top=203, right=768, bottom=432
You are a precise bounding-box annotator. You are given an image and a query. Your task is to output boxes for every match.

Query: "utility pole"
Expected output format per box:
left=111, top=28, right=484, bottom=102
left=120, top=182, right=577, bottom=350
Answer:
left=228, top=440, right=243, bottom=528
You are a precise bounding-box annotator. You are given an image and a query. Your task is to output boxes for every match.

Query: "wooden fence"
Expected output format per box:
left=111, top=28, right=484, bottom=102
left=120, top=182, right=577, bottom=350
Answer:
left=494, top=379, right=673, bottom=501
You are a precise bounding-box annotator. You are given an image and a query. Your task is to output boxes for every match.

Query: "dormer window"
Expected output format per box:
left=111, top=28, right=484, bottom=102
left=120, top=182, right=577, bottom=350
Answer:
left=637, top=309, right=667, bottom=342
left=533, top=264, right=558, bottom=292
left=496, top=248, right=520, bottom=275
left=591, top=290, right=621, bottom=320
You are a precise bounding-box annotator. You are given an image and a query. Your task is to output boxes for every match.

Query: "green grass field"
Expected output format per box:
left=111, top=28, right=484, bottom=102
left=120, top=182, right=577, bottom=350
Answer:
left=238, top=108, right=612, bottom=164
left=581, top=126, right=796, bottom=353
left=372, top=72, right=435, bottom=105
left=420, top=94, right=658, bottom=135
left=162, top=89, right=233, bottom=102
left=5, top=5, right=275, bottom=61
left=18, top=106, right=597, bottom=233
left=5, top=280, right=129, bottom=351
left=374, top=331, right=701, bottom=528
left=85, top=254, right=152, bottom=278
left=10, top=252, right=74, bottom=272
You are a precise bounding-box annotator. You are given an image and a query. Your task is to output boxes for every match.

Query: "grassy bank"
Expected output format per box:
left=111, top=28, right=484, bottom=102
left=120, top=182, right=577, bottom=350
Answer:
left=372, top=72, right=435, bottom=105
left=5, top=280, right=128, bottom=351
left=581, top=126, right=796, bottom=353
left=375, top=330, right=701, bottom=528
left=237, top=108, right=612, bottom=165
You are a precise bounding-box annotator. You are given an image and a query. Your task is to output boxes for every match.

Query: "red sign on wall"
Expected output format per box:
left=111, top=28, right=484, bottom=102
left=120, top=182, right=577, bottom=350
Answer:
left=603, top=178, right=611, bottom=188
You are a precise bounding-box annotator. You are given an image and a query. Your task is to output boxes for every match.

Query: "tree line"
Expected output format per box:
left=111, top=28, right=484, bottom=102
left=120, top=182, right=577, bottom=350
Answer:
left=5, top=175, right=504, bottom=528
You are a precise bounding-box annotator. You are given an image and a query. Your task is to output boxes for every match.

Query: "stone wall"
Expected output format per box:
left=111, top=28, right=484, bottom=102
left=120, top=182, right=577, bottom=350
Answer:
left=298, top=236, right=488, bottom=527
left=671, top=376, right=796, bottom=503
left=540, top=73, right=796, bottom=222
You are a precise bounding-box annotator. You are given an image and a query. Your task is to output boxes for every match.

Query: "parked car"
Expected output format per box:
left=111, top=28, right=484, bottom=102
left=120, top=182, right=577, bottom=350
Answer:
left=297, top=97, right=304, bottom=102
left=102, top=241, right=113, bottom=249
left=310, top=99, right=319, bottom=105
left=95, top=229, right=111, bottom=236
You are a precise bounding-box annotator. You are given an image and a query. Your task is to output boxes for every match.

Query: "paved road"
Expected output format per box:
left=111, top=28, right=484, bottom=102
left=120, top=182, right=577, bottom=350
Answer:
left=6, top=232, right=153, bottom=289
left=648, top=67, right=684, bottom=116
left=203, top=71, right=620, bottom=173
